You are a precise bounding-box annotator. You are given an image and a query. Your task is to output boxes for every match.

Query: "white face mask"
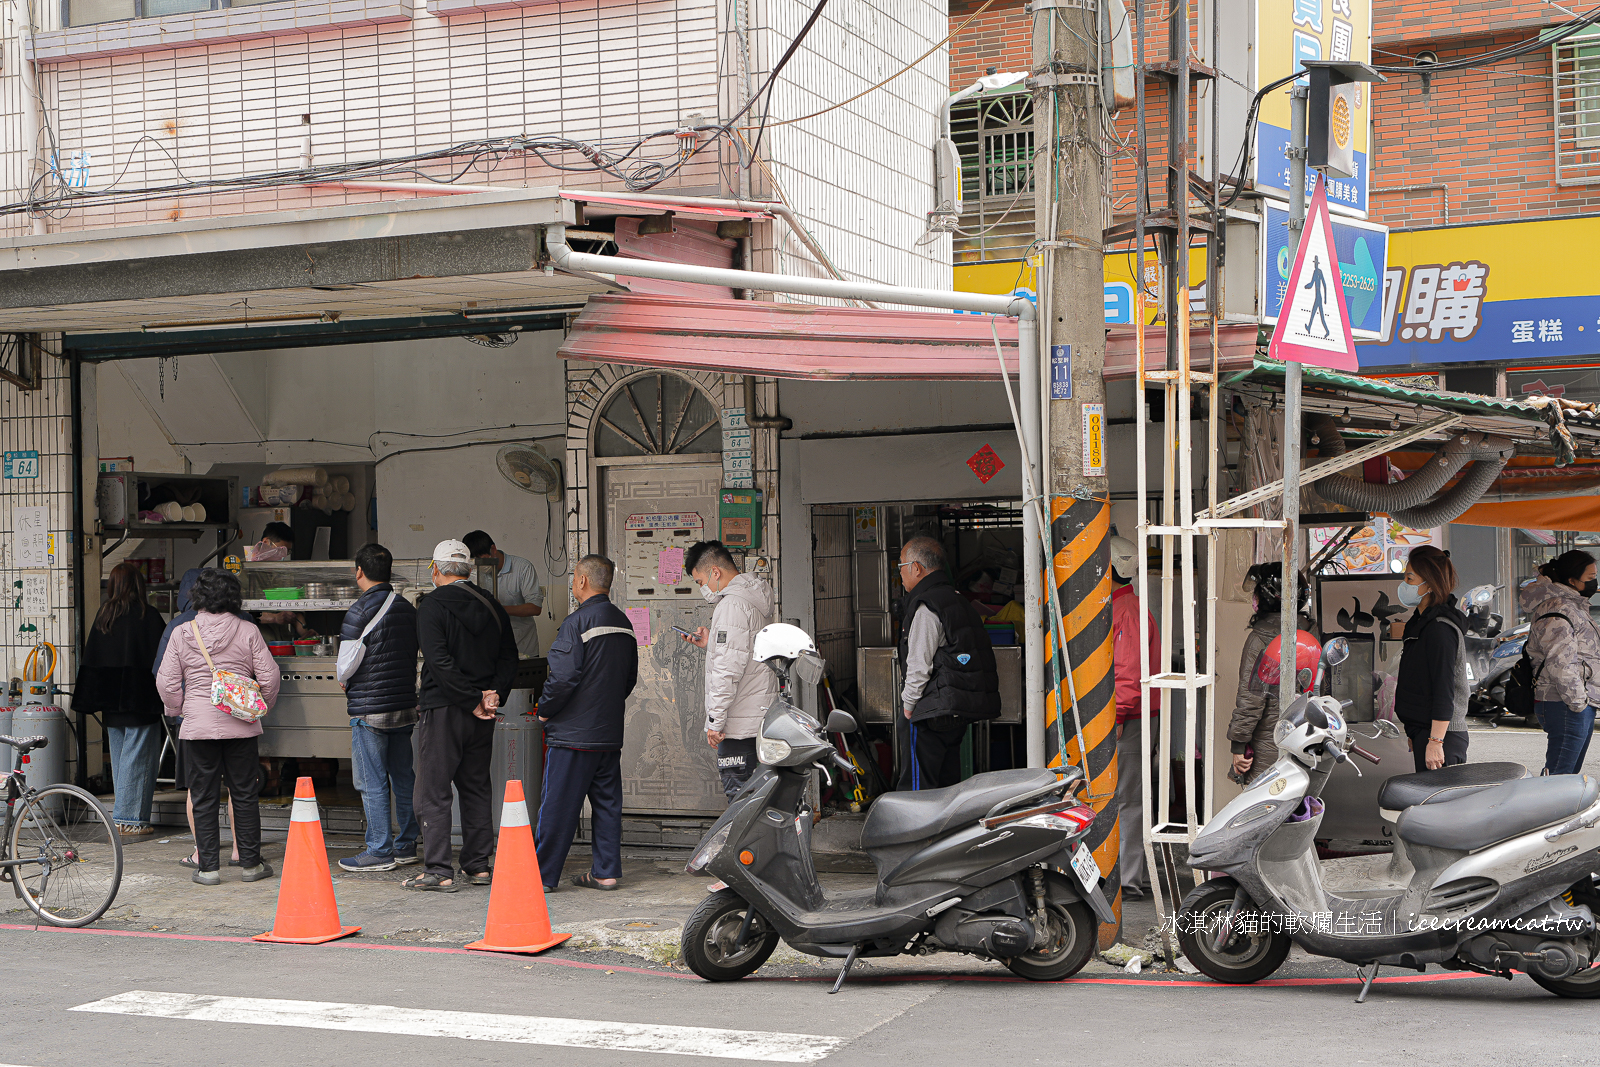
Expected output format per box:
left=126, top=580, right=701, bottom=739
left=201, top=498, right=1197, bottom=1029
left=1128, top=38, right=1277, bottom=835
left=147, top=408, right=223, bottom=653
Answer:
left=700, top=582, right=719, bottom=603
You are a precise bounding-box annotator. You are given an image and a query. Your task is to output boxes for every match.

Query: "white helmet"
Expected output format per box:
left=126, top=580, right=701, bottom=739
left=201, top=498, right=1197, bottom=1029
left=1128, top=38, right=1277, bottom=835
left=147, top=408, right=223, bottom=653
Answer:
left=752, top=623, right=818, bottom=663
left=1109, top=536, right=1138, bottom=580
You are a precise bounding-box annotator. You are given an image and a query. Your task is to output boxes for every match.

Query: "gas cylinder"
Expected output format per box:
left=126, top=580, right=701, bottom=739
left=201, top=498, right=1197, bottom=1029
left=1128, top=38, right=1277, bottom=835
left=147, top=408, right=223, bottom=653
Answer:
left=13, top=703, right=68, bottom=792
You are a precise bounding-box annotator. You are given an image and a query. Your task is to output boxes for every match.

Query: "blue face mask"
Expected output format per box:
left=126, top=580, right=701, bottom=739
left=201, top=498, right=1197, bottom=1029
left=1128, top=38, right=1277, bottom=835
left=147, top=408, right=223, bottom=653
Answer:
left=1397, top=581, right=1424, bottom=608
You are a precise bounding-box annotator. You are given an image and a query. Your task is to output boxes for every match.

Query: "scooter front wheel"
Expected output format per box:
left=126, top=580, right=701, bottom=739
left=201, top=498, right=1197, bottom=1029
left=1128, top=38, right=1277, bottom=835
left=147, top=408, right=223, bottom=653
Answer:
left=682, top=888, right=780, bottom=981
left=1175, top=879, right=1291, bottom=984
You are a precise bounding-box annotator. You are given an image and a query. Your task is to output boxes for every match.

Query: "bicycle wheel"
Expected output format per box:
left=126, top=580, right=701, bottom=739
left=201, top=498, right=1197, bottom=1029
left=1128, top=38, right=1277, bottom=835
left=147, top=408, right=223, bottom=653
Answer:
left=9, top=783, right=123, bottom=927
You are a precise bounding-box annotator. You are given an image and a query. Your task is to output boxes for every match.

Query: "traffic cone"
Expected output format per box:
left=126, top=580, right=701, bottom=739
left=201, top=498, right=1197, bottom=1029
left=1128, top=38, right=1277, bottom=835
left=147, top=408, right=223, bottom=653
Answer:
left=254, top=778, right=361, bottom=945
left=465, top=780, right=571, bottom=955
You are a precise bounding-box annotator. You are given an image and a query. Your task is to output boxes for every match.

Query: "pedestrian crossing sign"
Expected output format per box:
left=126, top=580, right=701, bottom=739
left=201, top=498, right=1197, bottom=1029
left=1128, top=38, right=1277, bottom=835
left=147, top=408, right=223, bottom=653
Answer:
left=1268, top=175, right=1359, bottom=372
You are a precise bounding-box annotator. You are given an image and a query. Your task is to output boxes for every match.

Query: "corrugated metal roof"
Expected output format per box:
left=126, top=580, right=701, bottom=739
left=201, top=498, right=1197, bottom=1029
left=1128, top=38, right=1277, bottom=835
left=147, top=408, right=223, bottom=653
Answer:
left=1225, top=357, right=1549, bottom=421
left=558, top=293, right=1020, bottom=381
left=560, top=193, right=772, bottom=220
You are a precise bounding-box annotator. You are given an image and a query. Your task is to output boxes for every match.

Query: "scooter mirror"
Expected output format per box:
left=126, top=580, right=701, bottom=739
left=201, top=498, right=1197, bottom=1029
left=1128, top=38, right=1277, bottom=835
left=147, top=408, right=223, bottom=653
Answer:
left=1296, top=666, right=1314, bottom=692
left=825, top=710, right=857, bottom=734
left=1373, top=718, right=1403, bottom=739
left=1324, top=636, right=1351, bottom=666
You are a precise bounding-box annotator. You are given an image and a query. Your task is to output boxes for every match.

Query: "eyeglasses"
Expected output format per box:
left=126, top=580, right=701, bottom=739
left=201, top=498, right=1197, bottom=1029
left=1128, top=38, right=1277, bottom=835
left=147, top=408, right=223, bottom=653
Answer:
left=897, top=562, right=916, bottom=569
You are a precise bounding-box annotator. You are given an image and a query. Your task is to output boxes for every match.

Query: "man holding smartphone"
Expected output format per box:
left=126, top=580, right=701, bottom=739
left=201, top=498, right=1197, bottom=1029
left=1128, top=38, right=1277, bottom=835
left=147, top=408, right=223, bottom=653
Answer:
left=680, top=541, right=777, bottom=801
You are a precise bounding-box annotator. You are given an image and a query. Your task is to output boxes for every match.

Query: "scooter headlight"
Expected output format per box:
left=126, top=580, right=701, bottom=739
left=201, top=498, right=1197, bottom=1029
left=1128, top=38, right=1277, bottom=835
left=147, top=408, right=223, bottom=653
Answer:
left=756, top=736, right=792, bottom=764
left=686, top=824, right=731, bottom=873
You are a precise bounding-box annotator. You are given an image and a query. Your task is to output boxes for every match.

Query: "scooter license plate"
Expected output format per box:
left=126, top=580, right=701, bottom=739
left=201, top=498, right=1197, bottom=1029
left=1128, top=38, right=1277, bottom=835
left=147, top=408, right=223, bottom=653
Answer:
left=1070, top=843, right=1099, bottom=892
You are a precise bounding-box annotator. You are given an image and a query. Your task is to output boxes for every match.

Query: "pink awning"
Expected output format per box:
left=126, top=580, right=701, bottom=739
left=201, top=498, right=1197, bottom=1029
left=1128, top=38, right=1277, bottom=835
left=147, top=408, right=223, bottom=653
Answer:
left=560, top=193, right=772, bottom=220
left=1103, top=324, right=1262, bottom=380
left=558, top=293, right=1021, bottom=381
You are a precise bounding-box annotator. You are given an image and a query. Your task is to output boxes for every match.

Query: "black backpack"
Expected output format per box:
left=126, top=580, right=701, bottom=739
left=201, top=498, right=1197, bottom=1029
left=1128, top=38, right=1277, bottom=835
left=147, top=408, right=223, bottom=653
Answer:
left=1504, top=612, right=1573, bottom=718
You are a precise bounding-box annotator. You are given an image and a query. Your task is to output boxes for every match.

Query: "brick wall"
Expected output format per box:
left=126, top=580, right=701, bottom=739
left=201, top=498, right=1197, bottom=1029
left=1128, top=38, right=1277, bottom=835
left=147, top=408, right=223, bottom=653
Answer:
left=949, top=0, right=1027, bottom=91
left=1368, top=30, right=1600, bottom=228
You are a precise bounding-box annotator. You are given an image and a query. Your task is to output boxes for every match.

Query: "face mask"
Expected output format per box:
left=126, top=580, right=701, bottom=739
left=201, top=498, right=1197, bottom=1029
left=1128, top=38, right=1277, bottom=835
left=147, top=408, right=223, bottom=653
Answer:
left=700, top=583, right=719, bottom=603
left=1582, top=579, right=1599, bottom=599
left=1397, top=581, right=1423, bottom=608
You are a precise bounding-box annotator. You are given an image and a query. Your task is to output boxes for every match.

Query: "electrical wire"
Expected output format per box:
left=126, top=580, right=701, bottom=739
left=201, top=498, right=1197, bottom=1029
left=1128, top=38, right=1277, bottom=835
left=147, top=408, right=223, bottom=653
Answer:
left=751, top=0, right=1000, bottom=131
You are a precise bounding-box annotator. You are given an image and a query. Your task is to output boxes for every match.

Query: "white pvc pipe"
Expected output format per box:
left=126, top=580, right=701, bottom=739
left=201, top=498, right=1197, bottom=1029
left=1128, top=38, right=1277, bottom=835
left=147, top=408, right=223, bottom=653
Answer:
left=549, top=224, right=1030, bottom=317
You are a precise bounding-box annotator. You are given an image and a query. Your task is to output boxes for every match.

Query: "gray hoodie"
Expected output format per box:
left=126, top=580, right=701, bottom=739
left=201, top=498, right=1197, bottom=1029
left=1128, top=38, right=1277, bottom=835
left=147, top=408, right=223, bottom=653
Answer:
left=703, top=573, right=779, bottom=739
left=1520, top=577, right=1600, bottom=713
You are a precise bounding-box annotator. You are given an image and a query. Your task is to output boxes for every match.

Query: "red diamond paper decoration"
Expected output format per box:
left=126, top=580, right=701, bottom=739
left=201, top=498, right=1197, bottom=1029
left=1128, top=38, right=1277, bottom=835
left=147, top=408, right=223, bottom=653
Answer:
left=967, top=444, right=1005, bottom=484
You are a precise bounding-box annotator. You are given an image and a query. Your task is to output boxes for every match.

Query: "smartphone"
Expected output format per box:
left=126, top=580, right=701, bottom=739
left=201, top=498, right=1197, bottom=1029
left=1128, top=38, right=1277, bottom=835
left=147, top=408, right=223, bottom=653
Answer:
left=672, top=625, right=694, bottom=639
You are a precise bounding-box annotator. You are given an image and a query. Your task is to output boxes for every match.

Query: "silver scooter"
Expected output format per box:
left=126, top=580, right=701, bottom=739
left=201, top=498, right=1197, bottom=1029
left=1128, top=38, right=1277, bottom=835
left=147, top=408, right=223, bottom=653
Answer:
left=1178, top=643, right=1600, bottom=1001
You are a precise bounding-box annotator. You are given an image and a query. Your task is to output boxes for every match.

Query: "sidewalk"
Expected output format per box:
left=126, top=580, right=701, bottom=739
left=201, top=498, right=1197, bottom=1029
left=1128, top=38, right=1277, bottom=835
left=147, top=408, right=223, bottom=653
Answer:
left=3, top=829, right=1245, bottom=981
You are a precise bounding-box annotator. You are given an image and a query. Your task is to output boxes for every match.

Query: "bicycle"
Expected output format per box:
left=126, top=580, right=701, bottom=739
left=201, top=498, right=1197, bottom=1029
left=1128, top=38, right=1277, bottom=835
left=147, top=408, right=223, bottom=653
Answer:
left=1, top=733, right=123, bottom=927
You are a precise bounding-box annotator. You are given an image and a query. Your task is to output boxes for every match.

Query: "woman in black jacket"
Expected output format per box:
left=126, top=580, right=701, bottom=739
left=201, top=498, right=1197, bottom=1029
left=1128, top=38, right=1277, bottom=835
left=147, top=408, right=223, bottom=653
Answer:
left=1393, top=545, right=1471, bottom=773
left=74, top=562, right=170, bottom=835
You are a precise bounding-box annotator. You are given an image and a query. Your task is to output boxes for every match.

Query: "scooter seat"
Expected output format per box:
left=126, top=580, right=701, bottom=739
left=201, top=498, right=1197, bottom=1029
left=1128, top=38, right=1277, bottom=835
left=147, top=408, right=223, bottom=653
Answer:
left=1377, top=761, right=1528, bottom=814
left=861, top=768, right=1062, bottom=849
left=1396, top=774, right=1599, bottom=852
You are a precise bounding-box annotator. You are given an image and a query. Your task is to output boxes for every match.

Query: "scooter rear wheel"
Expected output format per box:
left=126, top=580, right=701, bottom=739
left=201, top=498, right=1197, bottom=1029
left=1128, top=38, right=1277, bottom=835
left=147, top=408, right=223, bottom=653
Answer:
left=681, top=888, right=780, bottom=981
left=1530, top=964, right=1600, bottom=999
left=1005, top=900, right=1097, bottom=981
left=1175, top=879, right=1291, bottom=984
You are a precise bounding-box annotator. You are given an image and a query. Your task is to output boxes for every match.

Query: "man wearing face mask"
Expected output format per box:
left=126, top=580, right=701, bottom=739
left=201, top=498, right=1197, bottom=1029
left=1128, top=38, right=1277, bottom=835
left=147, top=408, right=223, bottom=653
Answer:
left=680, top=541, right=777, bottom=800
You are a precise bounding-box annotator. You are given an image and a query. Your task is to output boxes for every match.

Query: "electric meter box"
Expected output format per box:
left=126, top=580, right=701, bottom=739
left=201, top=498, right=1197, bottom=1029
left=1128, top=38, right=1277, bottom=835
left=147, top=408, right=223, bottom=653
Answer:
left=719, top=489, right=762, bottom=549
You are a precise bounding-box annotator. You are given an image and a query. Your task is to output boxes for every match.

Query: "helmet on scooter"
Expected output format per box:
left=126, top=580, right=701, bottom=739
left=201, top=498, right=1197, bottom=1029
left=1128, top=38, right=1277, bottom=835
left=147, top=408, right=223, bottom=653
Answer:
left=752, top=623, right=818, bottom=663
left=1253, top=630, right=1324, bottom=694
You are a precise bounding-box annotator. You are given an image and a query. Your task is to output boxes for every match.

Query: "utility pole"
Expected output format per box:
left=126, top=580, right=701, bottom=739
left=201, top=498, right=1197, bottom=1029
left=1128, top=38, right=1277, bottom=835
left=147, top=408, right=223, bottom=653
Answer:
left=1278, top=84, right=1308, bottom=716
left=1031, top=0, right=1117, bottom=946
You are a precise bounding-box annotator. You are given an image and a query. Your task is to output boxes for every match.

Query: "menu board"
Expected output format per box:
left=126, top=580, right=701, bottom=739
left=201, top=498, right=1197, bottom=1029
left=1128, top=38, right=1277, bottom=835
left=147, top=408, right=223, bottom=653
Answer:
left=1313, top=517, right=1440, bottom=574
left=623, top=512, right=704, bottom=601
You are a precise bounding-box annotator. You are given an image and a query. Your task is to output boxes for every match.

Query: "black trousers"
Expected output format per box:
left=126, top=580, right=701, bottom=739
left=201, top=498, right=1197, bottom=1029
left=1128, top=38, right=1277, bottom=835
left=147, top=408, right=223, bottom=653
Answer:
left=535, top=747, right=623, bottom=889
left=415, top=706, right=496, bottom=877
left=1404, top=725, right=1469, bottom=773
left=185, top=737, right=262, bottom=872
left=898, top=714, right=969, bottom=790
left=716, top=737, right=758, bottom=801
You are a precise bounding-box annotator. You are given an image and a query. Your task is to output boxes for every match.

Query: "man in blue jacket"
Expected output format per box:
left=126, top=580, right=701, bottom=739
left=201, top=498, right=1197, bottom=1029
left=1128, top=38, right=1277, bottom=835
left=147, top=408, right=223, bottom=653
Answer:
left=535, top=554, right=638, bottom=892
left=338, top=543, right=422, bottom=873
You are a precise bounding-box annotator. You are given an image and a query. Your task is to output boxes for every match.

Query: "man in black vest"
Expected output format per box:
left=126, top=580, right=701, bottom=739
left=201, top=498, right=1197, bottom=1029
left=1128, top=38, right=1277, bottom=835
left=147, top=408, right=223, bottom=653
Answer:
left=897, top=536, right=1001, bottom=789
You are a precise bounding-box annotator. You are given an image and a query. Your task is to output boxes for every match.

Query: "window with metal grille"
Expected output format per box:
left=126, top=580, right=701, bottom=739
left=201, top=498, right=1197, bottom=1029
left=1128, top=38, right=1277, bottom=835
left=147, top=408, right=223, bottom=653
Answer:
left=1554, top=36, right=1600, bottom=185
left=951, top=93, right=1035, bottom=265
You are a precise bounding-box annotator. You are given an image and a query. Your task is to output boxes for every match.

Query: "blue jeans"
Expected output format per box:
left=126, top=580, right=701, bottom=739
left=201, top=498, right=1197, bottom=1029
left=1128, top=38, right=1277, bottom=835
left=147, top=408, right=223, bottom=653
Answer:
left=1538, top=700, right=1596, bottom=776
left=350, top=719, right=419, bottom=858
left=106, top=723, right=163, bottom=827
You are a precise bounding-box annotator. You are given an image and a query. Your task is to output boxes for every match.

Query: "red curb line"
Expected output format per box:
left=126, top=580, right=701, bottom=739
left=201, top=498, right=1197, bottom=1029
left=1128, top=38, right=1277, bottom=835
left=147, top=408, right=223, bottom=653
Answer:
left=1, top=924, right=1495, bottom=989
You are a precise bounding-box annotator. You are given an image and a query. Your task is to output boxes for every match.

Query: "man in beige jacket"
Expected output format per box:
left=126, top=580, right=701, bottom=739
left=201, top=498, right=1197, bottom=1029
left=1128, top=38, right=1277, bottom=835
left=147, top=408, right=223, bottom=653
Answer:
left=681, top=540, right=778, bottom=800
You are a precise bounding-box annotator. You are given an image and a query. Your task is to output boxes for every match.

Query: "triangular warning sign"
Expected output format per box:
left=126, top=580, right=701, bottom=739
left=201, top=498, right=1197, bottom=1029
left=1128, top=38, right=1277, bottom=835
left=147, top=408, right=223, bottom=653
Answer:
left=1268, top=175, right=1358, bottom=372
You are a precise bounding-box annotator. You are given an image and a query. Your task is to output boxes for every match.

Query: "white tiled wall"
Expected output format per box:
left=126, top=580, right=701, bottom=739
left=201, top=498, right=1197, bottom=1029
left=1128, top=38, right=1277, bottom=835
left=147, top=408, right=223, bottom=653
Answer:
left=2, top=0, right=950, bottom=293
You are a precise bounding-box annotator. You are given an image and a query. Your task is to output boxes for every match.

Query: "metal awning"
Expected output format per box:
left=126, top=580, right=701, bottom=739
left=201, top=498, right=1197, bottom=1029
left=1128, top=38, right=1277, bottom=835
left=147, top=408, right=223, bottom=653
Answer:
left=1224, top=357, right=1600, bottom=453
left=0, top=189, right=609, bottom=339
left=558, top=292, right=1020, bottom=380
left=559, top=192, right=772, bottom=220
left=1103, top=323, right=1261, bottom=380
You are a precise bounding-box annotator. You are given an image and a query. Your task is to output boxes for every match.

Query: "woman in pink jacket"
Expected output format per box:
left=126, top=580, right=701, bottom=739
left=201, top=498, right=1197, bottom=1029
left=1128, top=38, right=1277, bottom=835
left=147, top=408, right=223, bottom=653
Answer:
left=156, top=569, right=280, bottom=885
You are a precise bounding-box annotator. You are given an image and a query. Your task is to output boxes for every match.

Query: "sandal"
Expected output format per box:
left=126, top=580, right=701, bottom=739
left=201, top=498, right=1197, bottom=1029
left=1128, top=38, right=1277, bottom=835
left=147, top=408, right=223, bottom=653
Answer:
left=402, top=872, right=459, bottom=893
left=466, top=871, right=492, bottom=886
left=181, top=852, right=242, bottom=870
left=571, top=872, right=620, bottom=891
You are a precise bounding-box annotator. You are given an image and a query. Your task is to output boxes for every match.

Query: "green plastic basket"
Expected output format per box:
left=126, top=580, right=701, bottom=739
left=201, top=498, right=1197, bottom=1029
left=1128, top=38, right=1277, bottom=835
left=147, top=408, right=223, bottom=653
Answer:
left=262, top=587, right=303, bottom=600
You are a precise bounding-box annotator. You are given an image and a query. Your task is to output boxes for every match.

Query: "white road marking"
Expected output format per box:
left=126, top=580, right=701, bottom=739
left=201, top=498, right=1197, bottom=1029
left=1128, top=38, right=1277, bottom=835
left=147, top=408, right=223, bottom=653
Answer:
left=71, top=991, right=843, bottom=1063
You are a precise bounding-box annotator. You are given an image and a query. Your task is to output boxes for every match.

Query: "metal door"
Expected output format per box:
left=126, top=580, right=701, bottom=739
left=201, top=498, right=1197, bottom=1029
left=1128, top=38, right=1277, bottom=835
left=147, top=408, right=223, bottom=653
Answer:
left=601, top=462, right=726, bottom=815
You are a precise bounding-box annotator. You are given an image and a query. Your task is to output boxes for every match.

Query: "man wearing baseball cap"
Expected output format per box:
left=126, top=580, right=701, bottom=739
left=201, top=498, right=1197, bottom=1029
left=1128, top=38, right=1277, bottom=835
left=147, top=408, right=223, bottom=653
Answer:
left=404, top=539, right=518, bottom=892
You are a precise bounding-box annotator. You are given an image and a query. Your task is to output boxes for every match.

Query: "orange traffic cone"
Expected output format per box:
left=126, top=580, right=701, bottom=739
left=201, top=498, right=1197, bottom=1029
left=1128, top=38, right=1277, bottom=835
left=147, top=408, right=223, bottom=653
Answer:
left=254, top=778, right=361, bottom=945
left=465, top=780, right=571, bottom=955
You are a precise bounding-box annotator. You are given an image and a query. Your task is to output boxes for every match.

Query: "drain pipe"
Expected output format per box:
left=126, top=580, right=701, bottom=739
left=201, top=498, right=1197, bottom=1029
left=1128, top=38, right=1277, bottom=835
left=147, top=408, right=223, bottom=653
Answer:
left=546, top=224, right=1047, bottom=764
left=743, top=376, right=792, bottom=431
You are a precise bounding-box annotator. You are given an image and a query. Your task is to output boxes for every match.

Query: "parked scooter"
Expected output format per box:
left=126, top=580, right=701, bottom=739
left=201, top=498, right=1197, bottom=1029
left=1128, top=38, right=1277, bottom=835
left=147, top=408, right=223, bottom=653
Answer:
left=680, top=624, right=1115, bottom=990
left=1177, top=635, right=1600, bottom=1001
left=1468, top=621, right=1532, bottom=728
